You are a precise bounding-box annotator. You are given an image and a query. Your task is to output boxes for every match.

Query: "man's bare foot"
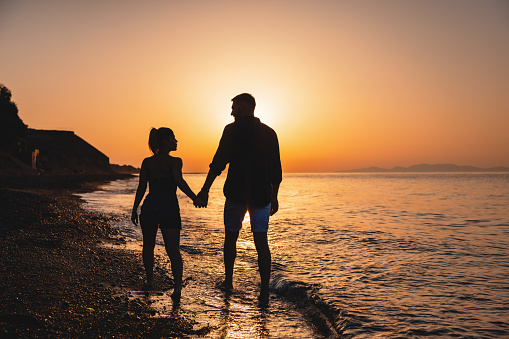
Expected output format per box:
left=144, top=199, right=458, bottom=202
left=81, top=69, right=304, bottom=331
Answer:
left=171, top=289, right=181, bottom=303
left=217, top=281, right=233, bottom=292
left=258, top=289, right=269, bottom=306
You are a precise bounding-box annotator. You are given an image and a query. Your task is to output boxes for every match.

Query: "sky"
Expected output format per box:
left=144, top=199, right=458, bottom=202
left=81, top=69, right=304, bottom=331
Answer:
left=1, top=0, right=508, bottom=172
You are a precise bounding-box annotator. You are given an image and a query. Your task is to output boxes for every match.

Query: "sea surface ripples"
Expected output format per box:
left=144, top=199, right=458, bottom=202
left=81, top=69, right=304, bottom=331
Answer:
left=78, top=173, right=509, bottom=338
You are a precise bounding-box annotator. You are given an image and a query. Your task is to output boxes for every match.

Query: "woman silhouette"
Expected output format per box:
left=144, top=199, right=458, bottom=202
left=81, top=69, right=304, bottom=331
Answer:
left=131, top=127, right=202, bottom=301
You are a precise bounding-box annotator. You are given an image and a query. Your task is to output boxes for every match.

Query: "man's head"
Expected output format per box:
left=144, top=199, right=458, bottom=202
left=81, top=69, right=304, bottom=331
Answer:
left=231, top=93, right=256, bottom=119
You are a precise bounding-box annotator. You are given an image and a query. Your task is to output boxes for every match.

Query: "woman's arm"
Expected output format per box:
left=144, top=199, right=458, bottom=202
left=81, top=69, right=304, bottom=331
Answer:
left=172, top=157, right=200, bottom=204
left=131, top=160, right=148, bottom=225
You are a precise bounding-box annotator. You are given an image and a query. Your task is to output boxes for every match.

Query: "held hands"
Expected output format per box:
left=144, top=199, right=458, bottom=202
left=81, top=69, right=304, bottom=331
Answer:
left=193, top=196, right=206, bottom=208
left=194, top=189, right=209, bottom=208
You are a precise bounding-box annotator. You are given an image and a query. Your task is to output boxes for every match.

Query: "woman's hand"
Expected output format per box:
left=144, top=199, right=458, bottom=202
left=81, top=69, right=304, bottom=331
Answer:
left=131, top=210, right=139, bottom=225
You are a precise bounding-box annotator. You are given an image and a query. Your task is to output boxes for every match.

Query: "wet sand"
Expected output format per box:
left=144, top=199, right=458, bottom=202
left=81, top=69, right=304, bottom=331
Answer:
left=0, top=174, right=209, bottom=338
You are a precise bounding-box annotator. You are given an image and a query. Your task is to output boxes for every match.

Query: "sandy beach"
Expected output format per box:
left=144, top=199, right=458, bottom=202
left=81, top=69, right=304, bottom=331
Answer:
left=0, top=174, right=209, bottom=338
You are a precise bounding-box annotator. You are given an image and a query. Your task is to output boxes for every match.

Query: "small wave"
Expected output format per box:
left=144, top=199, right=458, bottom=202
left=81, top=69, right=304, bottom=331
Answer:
left=180, top=245, right=202, bottom=255
left=269, top=272, right=350, bottom=338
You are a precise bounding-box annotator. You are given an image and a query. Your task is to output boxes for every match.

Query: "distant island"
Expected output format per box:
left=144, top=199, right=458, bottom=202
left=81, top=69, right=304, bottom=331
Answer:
left=338, top=163, right=509, bottom=173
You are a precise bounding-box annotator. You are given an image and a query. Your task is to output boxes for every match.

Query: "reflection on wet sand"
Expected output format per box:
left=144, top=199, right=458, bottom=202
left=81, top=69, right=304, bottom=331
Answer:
left=104, top=239, right=320, bottom=338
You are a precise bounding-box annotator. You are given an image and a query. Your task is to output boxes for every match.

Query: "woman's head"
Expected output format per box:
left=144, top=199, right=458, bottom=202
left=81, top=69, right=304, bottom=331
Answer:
left=148, top=127, right=176, bottom=155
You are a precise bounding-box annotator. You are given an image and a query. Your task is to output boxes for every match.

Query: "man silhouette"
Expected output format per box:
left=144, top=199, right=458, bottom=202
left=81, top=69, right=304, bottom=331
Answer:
left=198, top=93, right=282, bottom=304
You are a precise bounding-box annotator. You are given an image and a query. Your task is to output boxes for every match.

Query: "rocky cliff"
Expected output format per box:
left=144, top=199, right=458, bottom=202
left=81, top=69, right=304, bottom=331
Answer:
left=1, top=129, right=112, bottom=175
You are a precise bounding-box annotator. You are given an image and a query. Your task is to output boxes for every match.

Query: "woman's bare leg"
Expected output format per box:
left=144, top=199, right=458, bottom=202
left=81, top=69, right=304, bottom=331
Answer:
left=141, top=225, right=158, bottom=288
left=161, top=228, right=183, bottom=298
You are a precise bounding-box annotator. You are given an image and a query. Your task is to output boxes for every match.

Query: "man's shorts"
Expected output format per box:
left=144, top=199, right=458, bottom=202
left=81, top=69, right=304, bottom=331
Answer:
left=224, top=199, right=271, bottom=233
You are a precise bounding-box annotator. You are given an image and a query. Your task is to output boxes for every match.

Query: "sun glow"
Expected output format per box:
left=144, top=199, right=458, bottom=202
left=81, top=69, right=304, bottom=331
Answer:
left=254, top=96, right=279, bottom=128
left=2, top=1, right=508, bottom=172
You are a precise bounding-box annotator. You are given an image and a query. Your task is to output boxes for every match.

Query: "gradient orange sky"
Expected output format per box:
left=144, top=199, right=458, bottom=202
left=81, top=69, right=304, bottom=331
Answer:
left=2, top=1, right=508, bottom=172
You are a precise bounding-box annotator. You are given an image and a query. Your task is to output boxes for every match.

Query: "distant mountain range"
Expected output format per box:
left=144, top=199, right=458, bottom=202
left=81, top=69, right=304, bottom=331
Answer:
left=338, top=163, right=509, bottom=173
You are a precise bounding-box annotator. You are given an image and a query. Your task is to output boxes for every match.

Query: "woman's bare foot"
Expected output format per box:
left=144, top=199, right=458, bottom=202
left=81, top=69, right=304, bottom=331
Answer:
left=142, top=281, right=154, bottom=290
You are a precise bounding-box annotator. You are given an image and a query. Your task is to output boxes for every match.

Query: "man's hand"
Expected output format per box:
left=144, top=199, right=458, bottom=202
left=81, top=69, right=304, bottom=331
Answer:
left=270, top=197, right=279, bottom=216
left=195, top=189, right=209, bottom=208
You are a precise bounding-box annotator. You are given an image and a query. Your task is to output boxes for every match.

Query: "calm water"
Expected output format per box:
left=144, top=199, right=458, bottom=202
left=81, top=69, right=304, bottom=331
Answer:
left=77, top=173, right=509, bottom=338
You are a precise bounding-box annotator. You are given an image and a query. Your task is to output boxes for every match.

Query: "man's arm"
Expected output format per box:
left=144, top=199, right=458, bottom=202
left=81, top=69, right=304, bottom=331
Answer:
left=198, top=125, right=231, bottom=207
left=270, top=182, right=280, bottom=216
left=197, top=168, right=220, bottom=207
left=270, top=131, right=282, bottom=216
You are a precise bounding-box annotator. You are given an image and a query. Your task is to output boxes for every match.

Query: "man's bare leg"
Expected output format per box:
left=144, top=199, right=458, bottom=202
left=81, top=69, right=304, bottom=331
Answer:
left=223, top=230, right=239, bottom=290
left=253, top=232, right=271, bottom=304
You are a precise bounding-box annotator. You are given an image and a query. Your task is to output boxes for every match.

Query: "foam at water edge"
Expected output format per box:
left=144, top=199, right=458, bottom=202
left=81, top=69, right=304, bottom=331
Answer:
left=270, top=271, right=351, bottom=338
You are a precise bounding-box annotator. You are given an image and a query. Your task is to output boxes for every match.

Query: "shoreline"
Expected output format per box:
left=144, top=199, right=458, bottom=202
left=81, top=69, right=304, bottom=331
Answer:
left=0, top=174, right=208, bottom=338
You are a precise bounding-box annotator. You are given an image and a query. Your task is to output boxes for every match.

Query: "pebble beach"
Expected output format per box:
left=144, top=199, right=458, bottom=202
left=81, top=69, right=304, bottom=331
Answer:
left=0, top=174, right=209, bottom=338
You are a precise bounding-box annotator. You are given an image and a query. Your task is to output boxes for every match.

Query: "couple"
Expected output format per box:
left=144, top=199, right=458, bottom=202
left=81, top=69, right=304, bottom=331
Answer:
left=131, top=93, right=282, bottom=304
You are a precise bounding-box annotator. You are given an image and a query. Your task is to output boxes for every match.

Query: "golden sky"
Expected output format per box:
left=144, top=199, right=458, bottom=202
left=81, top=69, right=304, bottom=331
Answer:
left=1, top=0, right=508, bottom=172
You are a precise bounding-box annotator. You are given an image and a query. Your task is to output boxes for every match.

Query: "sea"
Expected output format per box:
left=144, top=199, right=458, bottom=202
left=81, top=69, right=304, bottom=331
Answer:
left=76, top=173, right=509, bottom=338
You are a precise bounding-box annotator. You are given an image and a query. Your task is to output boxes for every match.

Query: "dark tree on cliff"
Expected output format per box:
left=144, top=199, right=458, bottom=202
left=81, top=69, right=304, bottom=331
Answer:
left=0, top=84, right=27, bottom=147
